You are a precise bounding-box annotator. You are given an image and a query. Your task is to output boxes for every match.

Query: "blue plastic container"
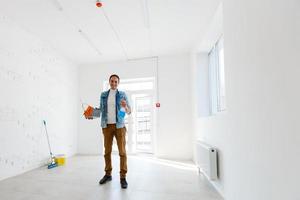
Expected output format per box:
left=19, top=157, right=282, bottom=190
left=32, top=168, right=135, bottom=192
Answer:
left=118, top=107, right=126, bottom=118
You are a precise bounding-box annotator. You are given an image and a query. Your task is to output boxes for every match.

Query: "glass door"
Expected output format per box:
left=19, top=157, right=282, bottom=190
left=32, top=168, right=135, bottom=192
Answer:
left=134, top=95, right=153, bottom=153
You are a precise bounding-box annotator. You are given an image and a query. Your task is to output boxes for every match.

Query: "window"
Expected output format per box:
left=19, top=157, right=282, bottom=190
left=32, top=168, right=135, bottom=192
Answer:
left=208, top=36, right=226, bottom=114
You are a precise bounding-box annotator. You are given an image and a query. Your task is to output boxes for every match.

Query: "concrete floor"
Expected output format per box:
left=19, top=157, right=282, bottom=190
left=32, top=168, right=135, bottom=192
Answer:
left=0, top=155, right=223, bottom=200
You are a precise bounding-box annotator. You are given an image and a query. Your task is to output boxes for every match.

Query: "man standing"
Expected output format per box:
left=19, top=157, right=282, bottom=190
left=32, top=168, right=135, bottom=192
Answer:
left=84, top=74, right=131, bottom=189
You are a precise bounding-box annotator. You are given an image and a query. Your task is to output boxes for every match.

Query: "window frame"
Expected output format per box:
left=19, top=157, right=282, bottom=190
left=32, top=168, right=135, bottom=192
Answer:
left=208, top=36, right=226, bottom=114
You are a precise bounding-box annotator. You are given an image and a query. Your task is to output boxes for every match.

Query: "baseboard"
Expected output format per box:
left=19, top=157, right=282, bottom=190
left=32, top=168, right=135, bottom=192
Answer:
left=198, top=168, right=225, bottom=199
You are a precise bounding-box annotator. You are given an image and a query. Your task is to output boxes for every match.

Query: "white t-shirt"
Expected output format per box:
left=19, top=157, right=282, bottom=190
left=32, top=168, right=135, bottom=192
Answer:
left=107, top=89, right=117, bottom=124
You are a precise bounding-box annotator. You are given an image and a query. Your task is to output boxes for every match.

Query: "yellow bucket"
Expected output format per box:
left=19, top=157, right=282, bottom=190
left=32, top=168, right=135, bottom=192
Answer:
left=55, top=154, right=66, bottom=166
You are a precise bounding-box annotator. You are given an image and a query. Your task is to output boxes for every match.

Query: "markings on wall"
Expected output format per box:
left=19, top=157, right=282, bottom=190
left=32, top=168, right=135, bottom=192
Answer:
left=0, top=66, right=23, bottom=83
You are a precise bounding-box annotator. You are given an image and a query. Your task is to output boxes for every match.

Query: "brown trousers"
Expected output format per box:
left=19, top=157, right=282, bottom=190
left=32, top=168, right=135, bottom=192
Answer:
left=102, top=124, right=127, bottom=178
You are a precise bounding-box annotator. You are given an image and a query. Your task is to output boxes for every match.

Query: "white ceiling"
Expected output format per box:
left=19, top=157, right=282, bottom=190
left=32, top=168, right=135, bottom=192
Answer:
left=0, top=0, right=220, bottom=64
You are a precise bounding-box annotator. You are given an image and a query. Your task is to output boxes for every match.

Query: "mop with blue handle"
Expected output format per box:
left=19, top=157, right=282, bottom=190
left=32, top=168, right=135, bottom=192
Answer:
left=43, top=120, right=58, bottom=169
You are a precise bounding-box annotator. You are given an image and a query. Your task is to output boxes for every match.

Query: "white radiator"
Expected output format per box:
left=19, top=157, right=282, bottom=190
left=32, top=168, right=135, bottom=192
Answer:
left=195, top=140, right=218, bottom=180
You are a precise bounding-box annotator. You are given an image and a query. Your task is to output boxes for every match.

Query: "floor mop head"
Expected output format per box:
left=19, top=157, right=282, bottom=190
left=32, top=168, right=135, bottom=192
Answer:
left=47, top=156, right=58, bottom=169
left=48, top=162, right=58, bottom=169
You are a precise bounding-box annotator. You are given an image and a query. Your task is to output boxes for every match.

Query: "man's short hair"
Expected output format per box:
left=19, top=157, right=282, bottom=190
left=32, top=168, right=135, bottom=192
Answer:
left=109, top=74, right=120, bottom=82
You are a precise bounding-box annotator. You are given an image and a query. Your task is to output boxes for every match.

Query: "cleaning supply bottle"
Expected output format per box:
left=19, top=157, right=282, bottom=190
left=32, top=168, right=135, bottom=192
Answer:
left=118, top=107, right=126, bottom=119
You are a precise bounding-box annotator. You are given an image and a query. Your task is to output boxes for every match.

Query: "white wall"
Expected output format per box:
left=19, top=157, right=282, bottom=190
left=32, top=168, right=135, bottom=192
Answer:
left=192, top=0, right=300, bottom=199
left=0, top=15, right=79, bottom=181
left=78, top=54, right=193, bottom=160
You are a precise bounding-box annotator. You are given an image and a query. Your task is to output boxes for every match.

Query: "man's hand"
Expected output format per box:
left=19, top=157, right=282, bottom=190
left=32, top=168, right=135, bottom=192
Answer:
left=121, top=99, right=131, bottom=114
left=121, top=99, right=127, bottom=108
